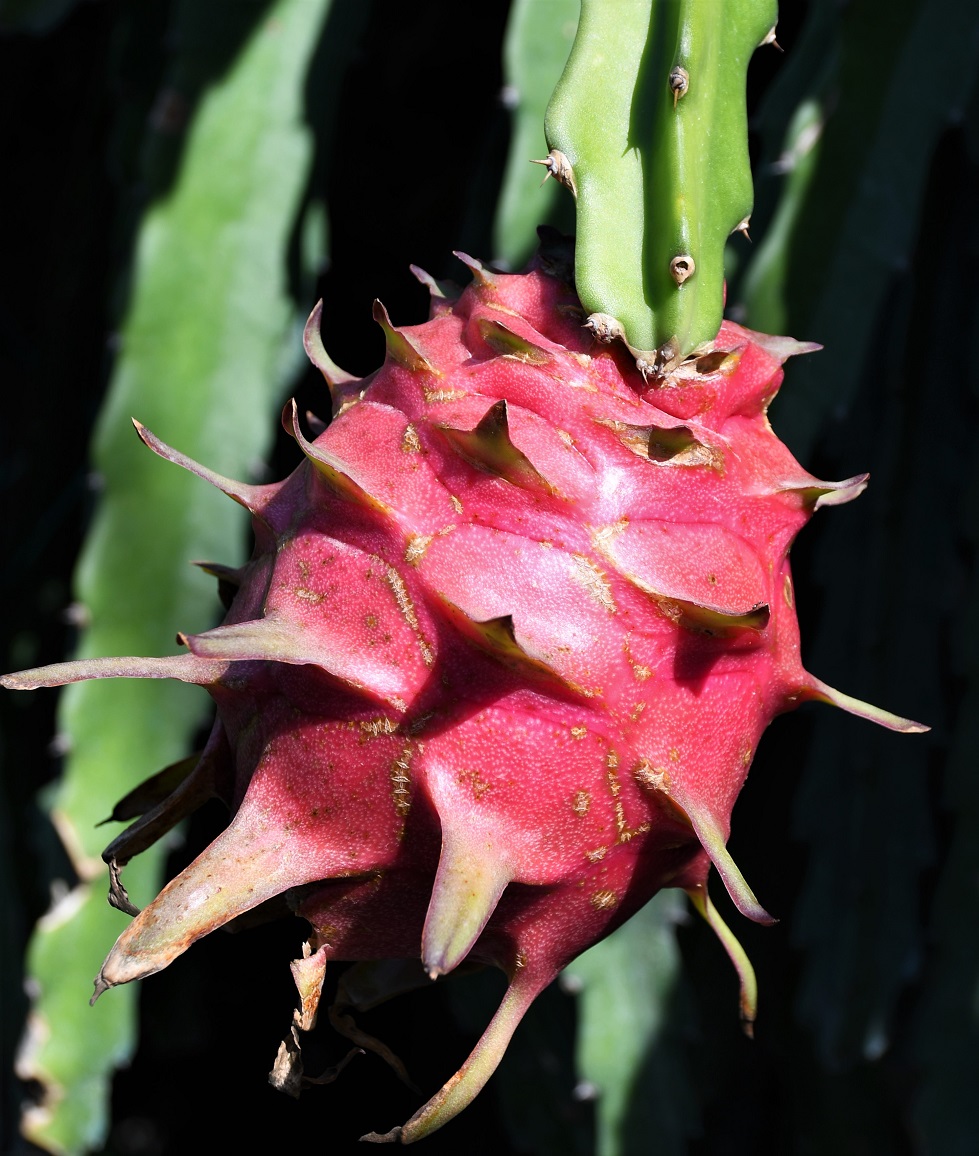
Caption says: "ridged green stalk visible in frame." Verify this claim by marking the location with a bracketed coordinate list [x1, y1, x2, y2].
[545, 0, 777, 368]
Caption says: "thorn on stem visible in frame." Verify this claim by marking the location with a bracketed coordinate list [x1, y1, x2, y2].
[760, 25, 783, 51]
[530, 150, 577, 198]
[669, 66, 689, 109]
[669, 255, 696, 286]
[582, 313, 625, 345]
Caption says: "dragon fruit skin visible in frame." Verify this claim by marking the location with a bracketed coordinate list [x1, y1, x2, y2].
[2, 248, 924, 1143]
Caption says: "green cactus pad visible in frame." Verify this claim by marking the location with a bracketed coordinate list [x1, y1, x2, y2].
[545, 0, 777, 366]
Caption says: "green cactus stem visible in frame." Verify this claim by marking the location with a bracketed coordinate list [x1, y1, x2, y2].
[545, 0, 777, 369]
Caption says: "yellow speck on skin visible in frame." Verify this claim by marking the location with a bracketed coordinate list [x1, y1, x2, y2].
[607, 766, 630, 838]
[294, 587, 323, 604]
[360, 717, 398, 739]
[389, 745, 413, 817]
[585, 846, 608, 863]
[384, 566, 419, 629]
[571, 725, 588, 740]
[658, 599, 682, 623]
[383, 564, 435, 667]
[619, 821, 650, 842]
[783, 573, 794, 607]
[591, 520, 628, 555]
[458, 768, 492, 800]
[634, 758, 670, 792]
[401, 424, 422, 453]
[405, 535, 432, 565]
[605, 760, 646, 842]
[423, 386, 468, 404]
[572, 790, 591, 816]
[570, 554, 616, 613]
[590, 889, 617, 911]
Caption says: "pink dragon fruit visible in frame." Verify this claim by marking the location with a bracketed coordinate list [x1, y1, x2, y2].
[2, 246, 924, 1142]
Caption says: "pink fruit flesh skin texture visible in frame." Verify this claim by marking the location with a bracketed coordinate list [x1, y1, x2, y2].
[2, 247, 926, 1144]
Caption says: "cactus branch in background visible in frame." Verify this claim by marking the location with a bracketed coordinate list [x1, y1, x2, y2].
[545, 0, 778, 369]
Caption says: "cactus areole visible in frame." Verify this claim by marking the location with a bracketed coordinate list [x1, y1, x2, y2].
[4, 2, 927, 1146]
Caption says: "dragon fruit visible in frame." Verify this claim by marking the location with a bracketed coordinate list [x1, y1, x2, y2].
[2, 238, 924, 1143]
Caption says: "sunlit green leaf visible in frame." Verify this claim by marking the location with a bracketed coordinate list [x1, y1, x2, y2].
[18, 2, 333, 1150]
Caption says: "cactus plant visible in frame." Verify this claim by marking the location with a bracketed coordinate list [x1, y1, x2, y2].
[4, 1, 973, 1154]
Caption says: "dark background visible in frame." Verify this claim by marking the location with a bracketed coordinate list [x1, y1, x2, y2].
[3, 2, 977, 1154]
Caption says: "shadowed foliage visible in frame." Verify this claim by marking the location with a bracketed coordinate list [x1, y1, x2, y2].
[2, 1, 976, 1153]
